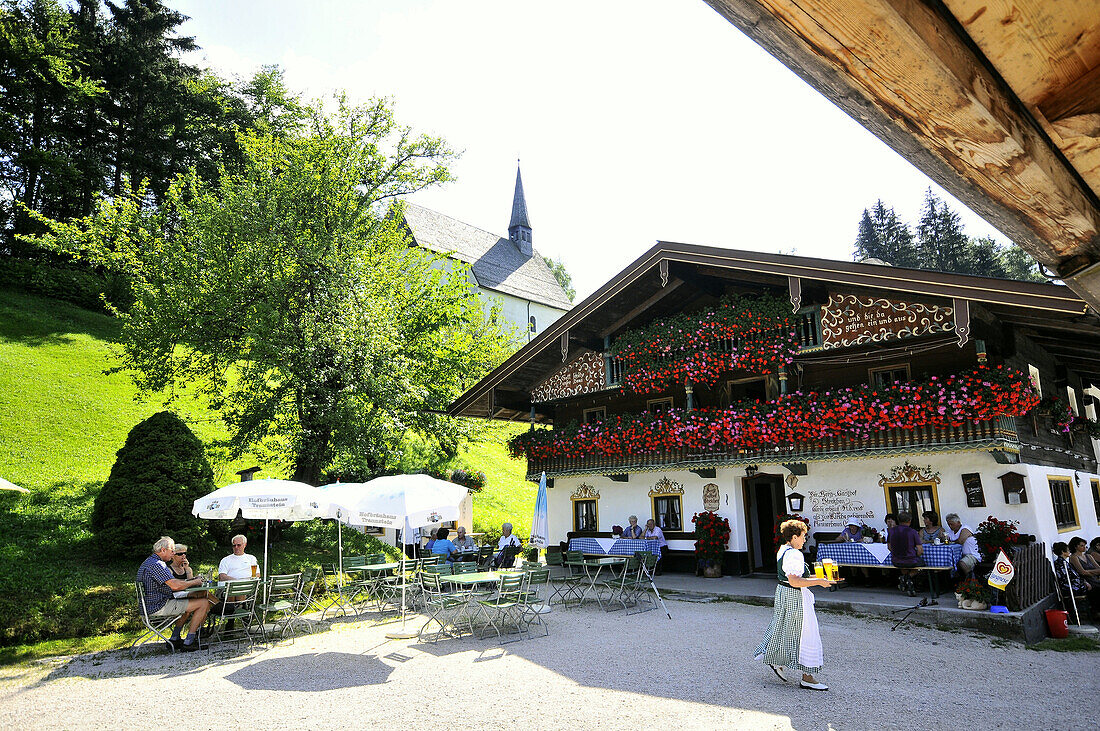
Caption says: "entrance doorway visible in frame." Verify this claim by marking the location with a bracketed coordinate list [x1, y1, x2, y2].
[743, 474, 784, 573]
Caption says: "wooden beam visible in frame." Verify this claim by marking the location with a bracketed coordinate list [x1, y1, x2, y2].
[599, 277, 685, 338]
[703, 0, 1100, 307]
[1040, 65, 1100, 124]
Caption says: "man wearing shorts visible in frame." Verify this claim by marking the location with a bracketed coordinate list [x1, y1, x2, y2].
[137, 536, 212, 650]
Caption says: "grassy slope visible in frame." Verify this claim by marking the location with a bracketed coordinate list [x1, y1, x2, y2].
[0, 288, 534, 649]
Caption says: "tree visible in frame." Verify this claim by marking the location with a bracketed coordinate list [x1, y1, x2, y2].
[542, 254, 576, 301]
[91, 411, 215, 560]
[853, 200, 917, 268]
[0, 0, 102, 249]
[966, 236, 1008, 279]
[34, 97, 511, 484]
[1000, 244, 1043, 282]
[917, 189, 968, 273]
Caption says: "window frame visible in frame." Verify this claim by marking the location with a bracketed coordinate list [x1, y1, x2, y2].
[647, 397, 674, 412]
[652, 494, 683, 532]
[583, 407, 606, 424]
[868, 363, 911, 388]
[1048, 475, 1080, 532]
[572, 499, 598, 532]
[881, 480, 940, 519]
[1091, 479, 1100, 526]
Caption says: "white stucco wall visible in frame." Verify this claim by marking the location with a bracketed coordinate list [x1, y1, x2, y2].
[547, 452, 1100, 559]
[478, 289, 568, 342]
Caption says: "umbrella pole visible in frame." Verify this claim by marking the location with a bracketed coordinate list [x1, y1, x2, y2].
[264, 518, 269, 583]
[386, 523, 416, 640]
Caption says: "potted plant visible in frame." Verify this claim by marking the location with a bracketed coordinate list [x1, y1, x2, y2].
[974, 515, 1021, 561]
[692, 511, 731, 578]
[859, 523, 880, 543]
[773, 513, 811, 547]
[955, 576, 989, 610]
[611, 524, 624, 539]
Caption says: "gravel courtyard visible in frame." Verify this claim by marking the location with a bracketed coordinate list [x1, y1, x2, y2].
[0, 598, 1095, 730]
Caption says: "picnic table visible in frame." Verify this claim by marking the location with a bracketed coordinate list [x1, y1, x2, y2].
[815, 542, 962, 600]
[568, 537, 661, 560]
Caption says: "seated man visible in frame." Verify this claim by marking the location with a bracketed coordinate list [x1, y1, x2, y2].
[453, 526, 475, 552]
[136, 536, 211, 650]
[642, 519, 668, 574]
[492, 522, 522, 568]
[217, 534, 258, 581]
[622, 515, 643, 539]
[888, 512, 923, 596]
[430, 527, 459, 563]
[943, 513, 981, 577]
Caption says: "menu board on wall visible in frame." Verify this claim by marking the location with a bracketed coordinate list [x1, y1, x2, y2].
[961, 473, 986, 508]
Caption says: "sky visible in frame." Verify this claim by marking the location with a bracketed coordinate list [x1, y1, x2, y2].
[173, 0, 1013, 301]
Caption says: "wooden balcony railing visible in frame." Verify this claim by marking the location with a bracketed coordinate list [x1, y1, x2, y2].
[525, 416, 1020, 479]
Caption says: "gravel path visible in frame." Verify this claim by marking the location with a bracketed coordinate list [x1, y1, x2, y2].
[0, 598, 1095, 730]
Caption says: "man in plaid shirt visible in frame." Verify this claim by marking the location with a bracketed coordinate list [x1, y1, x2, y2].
[137, 536, 212, 650]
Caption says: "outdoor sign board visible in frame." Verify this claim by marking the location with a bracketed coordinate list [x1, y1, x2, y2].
[531, 350, 605, 403]
[961, 473, 986, 508]
[820, 293, 953, 349]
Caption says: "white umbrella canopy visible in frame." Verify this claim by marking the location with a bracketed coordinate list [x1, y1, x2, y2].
[324, 474, 467, 529]
[192, 478, 330, 581]
[0, 477, 29, 493]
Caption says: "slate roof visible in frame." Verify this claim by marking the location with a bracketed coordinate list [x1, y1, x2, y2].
[400, 202, 573, 310]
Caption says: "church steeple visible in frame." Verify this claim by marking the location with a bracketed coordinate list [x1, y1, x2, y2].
[508, 162, 533, 256]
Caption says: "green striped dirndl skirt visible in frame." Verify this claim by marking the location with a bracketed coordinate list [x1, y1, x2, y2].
[752, 583, 823, 674]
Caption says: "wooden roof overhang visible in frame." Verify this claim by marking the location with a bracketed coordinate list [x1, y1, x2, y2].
[702, 0, 1100, 311]
[448, 243, 1099, 420]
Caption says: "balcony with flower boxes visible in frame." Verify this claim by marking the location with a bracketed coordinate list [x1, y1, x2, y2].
[522, 415, 1021, 479]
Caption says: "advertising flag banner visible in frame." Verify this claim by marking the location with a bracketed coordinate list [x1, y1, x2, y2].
[987, 550, 1015, 589]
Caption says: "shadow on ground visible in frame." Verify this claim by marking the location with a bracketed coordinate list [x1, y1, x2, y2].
[224, 651, 393, 691]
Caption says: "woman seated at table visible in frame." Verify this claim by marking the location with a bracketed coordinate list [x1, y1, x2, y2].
[431, 527, 459, 563]
[833, 519, 862, 542]
[622, 515, 643, 539]
[169, 545, 214, 602]
[919, 511, 946, 544]
[1068, 536, 1100, 590]
[425, 528, 438, 554]
[1089, 537, 1100, 569]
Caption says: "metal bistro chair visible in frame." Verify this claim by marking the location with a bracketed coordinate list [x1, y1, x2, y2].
[211, 578, 261, 651]
[452, 561, 479, 575]
[476, 545, 494, 570]
[132, 583, 184, 658]
[553, 550, 587, 608]
[476, 573, 527, 642]
[420, 554, 440, 567]
[519, 567, 552, 638]
[257, 573, 301, 642]
[418, 572, 470, 641]
[286, 568, 323, 634]
[629, 552, 659, 614]
[320, 562, 355, 619]
[597, 556, 639, 612]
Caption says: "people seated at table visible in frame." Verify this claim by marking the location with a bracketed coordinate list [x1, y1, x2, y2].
[642, 519, 667, 575]
[136, 536, 211, 651]
[493, 522, 522, 568]
[402, 519, 421, 559]
[425, 528, 439, 554]
[1053, 542, 1100, 620]
[217, 534, 258, 581]
[453, 526, 475, 551]
[622, 515, 643, 539]
[431, 527, 459, 563]
[888, 513, 923, 596]
[169, 544, 193, 581]
[943, 513, 980, 577]
[1089, 537, 1100, 569]
[919, 511, 946, 544]
[878, 513, 897, 544]
[834, 519, 862, 542]
[1068, 536, 1100, 590]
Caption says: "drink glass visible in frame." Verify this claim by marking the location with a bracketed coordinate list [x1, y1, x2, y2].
[251, 564, 258, 578]
[814, 562, 825, 579]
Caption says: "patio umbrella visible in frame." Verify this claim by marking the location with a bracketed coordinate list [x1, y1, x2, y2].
[324, 474, 469, 636]
[529, 472, 548, 550]
[192, 478, 329, 581]
[0, 477, 29, 493]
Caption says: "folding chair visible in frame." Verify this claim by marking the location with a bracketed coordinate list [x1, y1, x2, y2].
[418, 572, 470, 641]
[452, 561, 478, 574]
[476, 573, 526, 642]
[132, 583, 183, 658]
[519, 567, 551, 638]
[420, 554, 440, 567]
[320, 562, 355, 619]
[286, 568, 322, 634]
[257, 573, 301, 642]
[549, 550, 585, 608]
[211, 579, 261, 651]
[629, 552, 659, 614]
[597, 557, 638, 612]
[476, 545, 493, 570]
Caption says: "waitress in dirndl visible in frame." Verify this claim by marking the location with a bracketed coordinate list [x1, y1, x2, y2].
[753, 519, 835, 691]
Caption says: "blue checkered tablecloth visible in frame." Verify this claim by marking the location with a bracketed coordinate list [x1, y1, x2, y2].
[816, 542, 962, 569]
[568, 537, 662, 560]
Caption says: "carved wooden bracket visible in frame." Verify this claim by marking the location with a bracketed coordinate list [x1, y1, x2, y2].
[788, 275, 802, 312]
[659, 259, 669, 287]
[953, 297, 970, 347]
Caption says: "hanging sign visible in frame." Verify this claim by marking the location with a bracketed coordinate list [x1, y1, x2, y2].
[961, 473, 986, 508]
[702, 483, 720, 512]
[532, 351, 605, 403]
[820, 293, 953, 349]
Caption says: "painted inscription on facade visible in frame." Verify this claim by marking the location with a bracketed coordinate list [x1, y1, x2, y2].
[820, 293, 953, 349]
[531, 350, 605, 403]
[805, 488, 874, 528]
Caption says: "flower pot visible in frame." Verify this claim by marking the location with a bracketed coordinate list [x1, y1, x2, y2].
[703, 564, 722, 578]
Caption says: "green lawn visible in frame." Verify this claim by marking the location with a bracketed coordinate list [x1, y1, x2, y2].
[0, 288, 534, 652]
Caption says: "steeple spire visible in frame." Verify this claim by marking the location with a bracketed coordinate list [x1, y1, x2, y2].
[508, 160, 532, 255]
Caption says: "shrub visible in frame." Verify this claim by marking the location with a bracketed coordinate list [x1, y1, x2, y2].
[91, 411, 215, 560]
[693, 511, 731, 565]
[0, 256, 131, 313]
